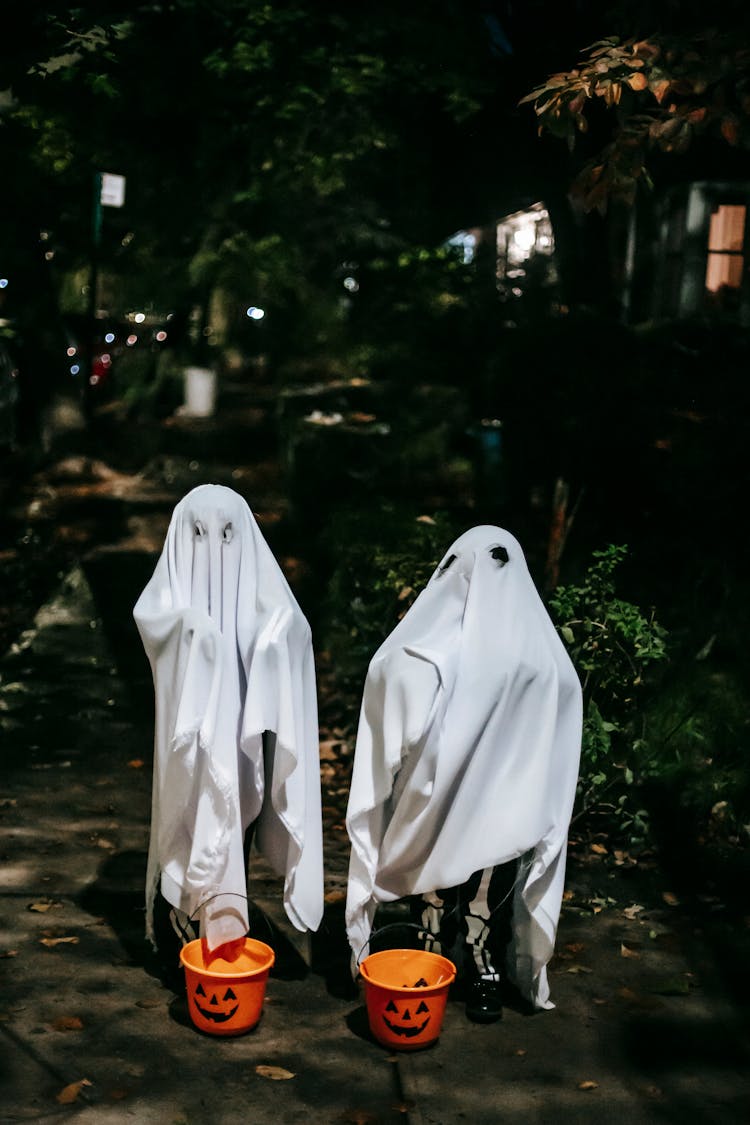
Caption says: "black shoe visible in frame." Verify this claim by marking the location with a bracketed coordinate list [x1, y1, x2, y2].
[465, 976, 503, 1023]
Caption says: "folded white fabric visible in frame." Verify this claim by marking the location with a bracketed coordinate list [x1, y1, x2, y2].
[346, 525, 582, 1008]
[134, 484, 323, 951]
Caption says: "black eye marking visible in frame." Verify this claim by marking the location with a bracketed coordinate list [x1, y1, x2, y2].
[222, 521, 233, 543]
[223, 987, 237, 1001]
[490, 545, 509, 566]
[385, 1000, 398, 1013]
[416, 1000, 429, 1014]
[195, 982, 207, 997]
[439, 553, 457, 573]
[194, 520, 206, 538]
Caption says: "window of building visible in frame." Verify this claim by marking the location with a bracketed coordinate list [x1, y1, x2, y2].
[705, 203, 746, 293]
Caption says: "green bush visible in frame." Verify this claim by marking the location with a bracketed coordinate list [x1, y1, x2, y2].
[322, 506, 457, 693]
[548, 545, 669, 842]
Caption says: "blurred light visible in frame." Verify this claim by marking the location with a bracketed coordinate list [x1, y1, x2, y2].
[513, 226, 536, 252]
[126, 334, 138, 346]
[100, 353, 111, 366]
[155, 330, 168, 342]
[246, 306, 265, 320]
[89, 373, 100, 386]
[0, 279, 8, 289]
[67, 346, 77, 357]
[70, 364, 80, 375]
[343, 276, 359, 292]
[44, 251, 55, 261]
[104, 332, 115, 344]
[134, 312, 146, 324]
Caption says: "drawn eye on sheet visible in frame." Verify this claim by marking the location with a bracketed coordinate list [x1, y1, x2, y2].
[489, 545, 509, 566]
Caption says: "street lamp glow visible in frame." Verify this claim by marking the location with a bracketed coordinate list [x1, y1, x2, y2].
[246, 306, 265, 320]
[134, 312, 146, 324]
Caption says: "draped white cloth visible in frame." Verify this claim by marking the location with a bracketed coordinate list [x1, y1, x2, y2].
[345, 525, 582, 1009]
[134, 484, 323, 951]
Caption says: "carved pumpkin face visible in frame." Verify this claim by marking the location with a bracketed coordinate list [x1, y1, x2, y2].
[382, 997, 431, 1039]
[194, 981, 240, 1025]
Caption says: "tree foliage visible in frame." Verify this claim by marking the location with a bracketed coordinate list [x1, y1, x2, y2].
[521, 27, 750, 211]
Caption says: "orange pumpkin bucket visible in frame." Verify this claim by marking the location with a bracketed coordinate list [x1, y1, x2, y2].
[180, 937, 275, 1037]
[359, 948, 456, 1050]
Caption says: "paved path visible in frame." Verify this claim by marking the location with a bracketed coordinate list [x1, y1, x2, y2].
[2, 389, 750, 1122]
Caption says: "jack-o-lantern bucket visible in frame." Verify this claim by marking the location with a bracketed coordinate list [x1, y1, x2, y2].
[180, 937, 275, 1037]
[359, 948, 456, 1051]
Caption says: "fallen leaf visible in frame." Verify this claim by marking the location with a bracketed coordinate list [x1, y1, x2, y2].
[623, 904, 645, 920]
[55, 1078, 92, 1105]
[563, 890, 574, 901]
[578, 1080, 599, 1091]
[28, 901, 58, 913]
[514, 1048, 527, 1056]
[40, 936, 79, 947]
[391, 1099, 415, 1114]
[52, 1016, 84, 1031]
[255, 1065, 295, 1081]
[127, 759, 144, 769]
[0, 950, 18, 959]
[661, 891, 680, 907]
[564, 942, 585, 955]
[96, 838, 115, 850]
[135, 998, 163, 1009]
[566, 964, 593, 974]
[590, 843, 608, 855]
[324, 890, 346, 905]
[620, 943, 641, 959]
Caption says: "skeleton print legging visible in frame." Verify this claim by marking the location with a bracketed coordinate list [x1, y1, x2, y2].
[411, 861, 518, 981]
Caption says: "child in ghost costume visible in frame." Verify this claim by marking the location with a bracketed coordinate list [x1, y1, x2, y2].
[345, 526, 582, 1019]
[134, 484, 324, 958]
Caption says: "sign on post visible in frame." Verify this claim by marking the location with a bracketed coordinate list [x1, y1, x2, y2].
[100, 172, 126, 208]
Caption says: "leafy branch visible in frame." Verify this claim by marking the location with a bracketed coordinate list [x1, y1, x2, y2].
[520, 30, 750, 211]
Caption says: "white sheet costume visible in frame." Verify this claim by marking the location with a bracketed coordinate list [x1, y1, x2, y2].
[345, 526, 582, 1009]
[134, 484, 323, 952]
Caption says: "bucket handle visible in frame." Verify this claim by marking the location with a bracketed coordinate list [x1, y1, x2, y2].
[186, 892, 274, 944]
[356, 921, 439, 967]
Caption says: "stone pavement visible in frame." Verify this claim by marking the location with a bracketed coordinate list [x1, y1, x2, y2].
[2, 393, 750, 1122]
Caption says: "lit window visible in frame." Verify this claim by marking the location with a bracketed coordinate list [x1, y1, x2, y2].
[705, 204, 746, 293]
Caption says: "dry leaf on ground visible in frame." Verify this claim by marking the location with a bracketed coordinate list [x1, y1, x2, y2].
[40, 936, 79, 947]
[55, 1078, 92, 1105]
[255, 1065, 295, 1081]
[662, 891, 680, 906]
[578, 1080, 599, 1091]
[623, 904, 645, 920]
[52, 1016, 84, 1031]
[620, 943, 641, 959]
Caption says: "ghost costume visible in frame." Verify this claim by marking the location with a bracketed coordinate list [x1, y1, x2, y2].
[345, 526, 582, 1009]
[134, 484, 323, 952]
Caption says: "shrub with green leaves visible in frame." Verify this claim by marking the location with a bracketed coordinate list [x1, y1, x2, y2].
[321, 506, 457, 693]
[548, 544, 669, 842]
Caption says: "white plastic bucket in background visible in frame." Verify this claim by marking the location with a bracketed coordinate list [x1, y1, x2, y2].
[184, 366, 217, 417]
